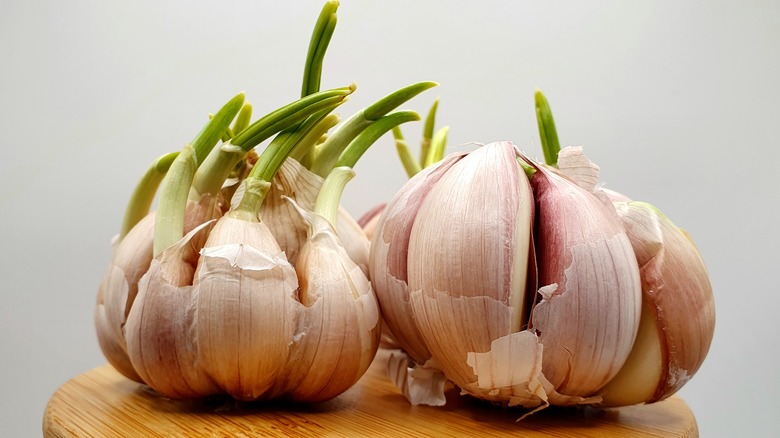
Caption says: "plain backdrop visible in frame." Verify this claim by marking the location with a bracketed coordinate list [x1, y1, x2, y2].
[1, 0, 778, 436]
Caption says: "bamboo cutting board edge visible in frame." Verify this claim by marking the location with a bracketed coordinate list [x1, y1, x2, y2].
[43, 349, 698, 437]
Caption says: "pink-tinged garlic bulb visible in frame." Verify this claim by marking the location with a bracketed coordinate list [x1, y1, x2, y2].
[371, 141, 649, 410]
[598, 201, 715, 406]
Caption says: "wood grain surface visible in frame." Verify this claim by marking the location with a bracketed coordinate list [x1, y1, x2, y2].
[43, 349, 698, 437]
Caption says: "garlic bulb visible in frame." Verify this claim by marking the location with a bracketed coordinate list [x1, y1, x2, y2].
[122, 127, 383, 401]
[95, 1, 446, 403]
[370, 90, 715, 411]
[370, 140, 714, 410]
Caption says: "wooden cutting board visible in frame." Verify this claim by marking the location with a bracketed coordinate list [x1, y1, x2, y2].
[43, 349, 698, 437]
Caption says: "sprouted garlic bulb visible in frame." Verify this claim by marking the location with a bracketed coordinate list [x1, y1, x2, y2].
[368, 90, 715, 413]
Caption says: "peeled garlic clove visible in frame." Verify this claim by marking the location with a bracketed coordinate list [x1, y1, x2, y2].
[261, 158, 369, 272]
[406, 142, 535, 399]
[526, 158, 642, 397]
[193, 214, 301, 401]
[599, 202, 715, 406]
[94, 194, 220, 383]
[124, 221, 219, 398]
[278, 202, 380, 402]
[369, 152, 467, 364]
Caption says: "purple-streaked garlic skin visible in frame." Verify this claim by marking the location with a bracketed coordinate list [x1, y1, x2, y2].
[369, 152, 468, 364]
[527, 161, 642, 397]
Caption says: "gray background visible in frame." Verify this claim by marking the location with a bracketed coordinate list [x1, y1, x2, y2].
[2, 0, 778, 436]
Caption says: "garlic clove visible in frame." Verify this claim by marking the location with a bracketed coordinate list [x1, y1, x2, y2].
[260, 158, 370, 273]
[369, 152, 467, 364]
[406, 142, 535, 397]
[525, 157, 643, 397]
[95, 194, 221, 383]
[193, 215, 301, 401]
[124, 221, 220, 398]
[277, 200, 381, 402]
[599, 201, 715, 406]
[94, 212, 155, 383]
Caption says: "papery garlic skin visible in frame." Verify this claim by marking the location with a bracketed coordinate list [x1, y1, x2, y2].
[599, 202, 715, 406]
[95, 195, 221, 383]
[276, 205, 381, 402]
[406, 143, 537, 401]
[261, 158, 370, 273]
[369, 152, 467, 364]
[124, 222, 220, 398]
[194, 215, 301, 401]
[527, 161, 642, 397]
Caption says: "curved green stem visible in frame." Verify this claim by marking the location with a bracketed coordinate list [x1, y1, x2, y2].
[119, 151, 179, 239]
[153, 144, 198, 257]
[535, 88, 561, 166]
[336, 110, 420, 169]
[310, 81, 437, 177]
[231, 85, 354, 150]
[424, 125, 449, 168]
[314, 166, 355, 227]
[302, 0, 339, 97]
[191, 92, 245, 165]
[419, 97, 439, 166]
